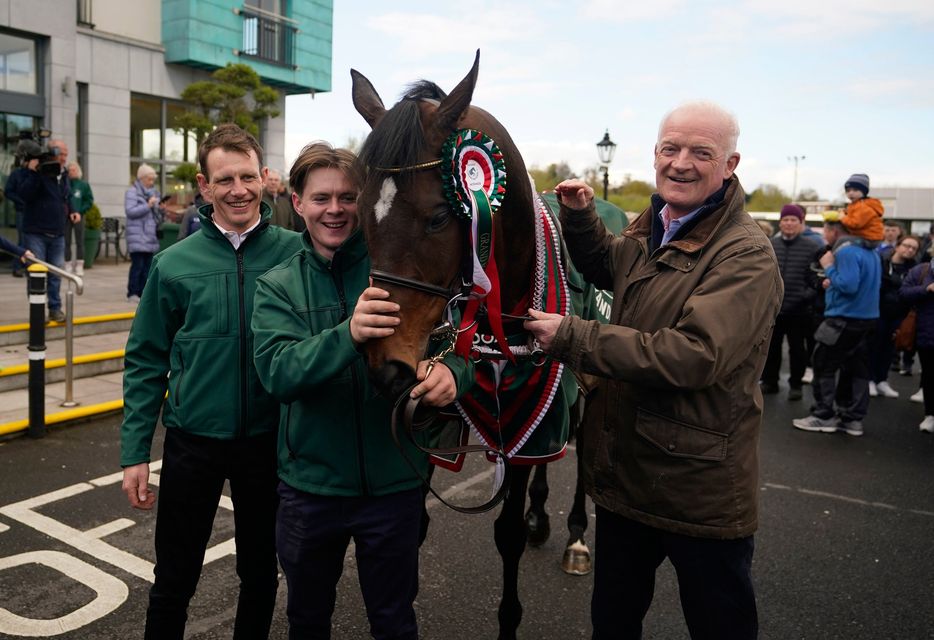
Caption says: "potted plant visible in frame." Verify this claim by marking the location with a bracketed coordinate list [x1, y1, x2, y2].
[83, 203, 103, 269]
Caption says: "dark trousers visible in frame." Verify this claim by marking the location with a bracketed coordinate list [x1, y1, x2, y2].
[811, 318, 875, 421]
[276, 483, 423, 640]
[869, 314, 903, 383]
[128, 251, 153, 297]
[12, 209, 24, 274]
[918, 348, 934, 415]
[145, 429, 279, 640]
[761, 313, 811, 388]
[591, 507, 757, 640]
[64, 216, 84, 260]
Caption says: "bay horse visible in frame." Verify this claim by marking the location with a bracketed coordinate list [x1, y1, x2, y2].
[351, 51, 591, 639]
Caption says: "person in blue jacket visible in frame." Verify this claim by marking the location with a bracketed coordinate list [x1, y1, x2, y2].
[123, 164, 165, 302]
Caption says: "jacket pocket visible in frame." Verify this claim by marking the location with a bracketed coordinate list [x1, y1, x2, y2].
[634, 408, 728, 461]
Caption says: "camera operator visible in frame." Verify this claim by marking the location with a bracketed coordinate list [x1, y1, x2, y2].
[6, 136, 73, 323]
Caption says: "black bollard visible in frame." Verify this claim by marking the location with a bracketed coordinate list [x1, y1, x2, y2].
[27, 264, 47, 438]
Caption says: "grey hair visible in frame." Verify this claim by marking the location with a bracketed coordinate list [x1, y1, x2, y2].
[67, 162, 83, 179]
[137, 163, 157, 180]
[658, 101, 740, 156]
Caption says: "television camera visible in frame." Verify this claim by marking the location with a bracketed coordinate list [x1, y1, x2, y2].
[15, 129, 63, 177]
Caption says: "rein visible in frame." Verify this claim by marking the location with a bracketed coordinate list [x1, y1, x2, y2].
[391, 385, 510, 514]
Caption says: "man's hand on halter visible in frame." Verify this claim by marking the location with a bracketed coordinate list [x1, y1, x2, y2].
[410, 361, 456, 406]
[554, 179, 594, 210]
[350, 287, 401, 345]
[524, 308, 564, 353]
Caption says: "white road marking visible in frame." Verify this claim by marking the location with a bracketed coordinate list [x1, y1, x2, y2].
[0, 550, 128, 637]
[763, 482, 932, 516]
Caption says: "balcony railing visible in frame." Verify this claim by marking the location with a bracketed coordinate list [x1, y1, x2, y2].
[239, 6, 297, 68]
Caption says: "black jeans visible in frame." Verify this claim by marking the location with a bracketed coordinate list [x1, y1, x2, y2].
[761, 313, 811, 388]
[276, 483, 423, 640]
[145, 429, 279, 640]
[591, 506, 757, 640]
[811, 318, 875, 421]
[128, 251, 153, 297]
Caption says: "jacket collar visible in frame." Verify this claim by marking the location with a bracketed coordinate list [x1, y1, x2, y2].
[196, 200, 272, 241]
[624, 176, 745, 255]
[302, 226, 368, 270]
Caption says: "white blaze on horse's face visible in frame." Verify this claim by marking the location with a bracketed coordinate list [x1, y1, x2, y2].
[374, 177, 397, 224]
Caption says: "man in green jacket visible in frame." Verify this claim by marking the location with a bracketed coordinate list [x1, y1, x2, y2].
[120, 124, 302, 639]
[252, 142, 474, 639]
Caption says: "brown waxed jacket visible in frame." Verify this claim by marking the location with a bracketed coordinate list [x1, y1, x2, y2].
[550, 176, 783, 539]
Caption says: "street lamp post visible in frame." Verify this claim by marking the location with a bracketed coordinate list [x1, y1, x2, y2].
[596, 130, 617, 201]
[788, 155, 806, 200]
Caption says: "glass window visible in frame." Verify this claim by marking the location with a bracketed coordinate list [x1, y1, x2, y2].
[130, 94, 200, 210]
[130, 95, 162, 161]
[165, 102, 197, 163]
[0, 33, 37, 95]
[247, 0, 282, 15]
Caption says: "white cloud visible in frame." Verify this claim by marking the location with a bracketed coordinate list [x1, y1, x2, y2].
[581, 0, 689, 22]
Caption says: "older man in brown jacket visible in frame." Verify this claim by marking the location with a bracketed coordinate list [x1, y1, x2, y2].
[526, 102, 782, 640]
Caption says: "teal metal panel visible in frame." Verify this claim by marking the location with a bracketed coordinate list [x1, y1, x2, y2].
[162, 0, 332, 95]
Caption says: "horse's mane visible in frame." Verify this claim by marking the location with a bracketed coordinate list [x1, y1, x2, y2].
[358, 81, 449, 191]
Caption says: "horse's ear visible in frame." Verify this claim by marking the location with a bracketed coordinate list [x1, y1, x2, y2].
[351, 68, 386, 129]
[435, 50, 479, 133]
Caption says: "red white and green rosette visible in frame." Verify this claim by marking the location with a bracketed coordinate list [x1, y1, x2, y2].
[441, 129, 510, 358]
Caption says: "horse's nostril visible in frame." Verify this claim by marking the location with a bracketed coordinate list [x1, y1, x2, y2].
[371, 360, 417, 400]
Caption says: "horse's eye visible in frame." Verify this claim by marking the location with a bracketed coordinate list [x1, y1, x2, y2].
[427, 209, 451, 233]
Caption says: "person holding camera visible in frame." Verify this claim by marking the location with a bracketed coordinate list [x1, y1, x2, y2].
[124, 164, 165, 303]
[5, 138, 72, 322]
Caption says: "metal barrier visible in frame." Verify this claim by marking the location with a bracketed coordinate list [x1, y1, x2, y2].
[22, 257, 84, 436]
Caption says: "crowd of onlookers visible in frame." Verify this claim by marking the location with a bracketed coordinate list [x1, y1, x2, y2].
[759, 173, 934, 436]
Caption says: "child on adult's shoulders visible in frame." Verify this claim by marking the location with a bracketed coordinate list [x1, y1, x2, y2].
[838, 172, 884, 247]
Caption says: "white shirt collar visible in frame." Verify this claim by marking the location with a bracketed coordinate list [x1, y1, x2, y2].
[213, 216, 262, 250]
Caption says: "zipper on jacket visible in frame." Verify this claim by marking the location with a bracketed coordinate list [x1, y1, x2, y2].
[236, 248, 248, 439]
[284, 404, 296, 460]
[330, 258, 370, 494]
[174, 351, 185, 407]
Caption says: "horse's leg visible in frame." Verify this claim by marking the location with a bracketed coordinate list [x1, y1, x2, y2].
[562, 397, 593, 575]
[494, 464, 532, 640]
[561, 447, 592, 575]
[524, 463, 551, 547]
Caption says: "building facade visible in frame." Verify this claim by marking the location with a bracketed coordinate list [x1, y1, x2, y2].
[1, 0, 332, 228]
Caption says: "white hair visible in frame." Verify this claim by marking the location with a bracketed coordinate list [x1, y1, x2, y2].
[67, 162, 83, 179]
[137, 163, 157, 180]
[658, 101, 740, 156]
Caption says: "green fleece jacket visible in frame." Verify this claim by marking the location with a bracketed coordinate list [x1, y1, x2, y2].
[252, 228, 475, 497]
[120, 203, 302, 467]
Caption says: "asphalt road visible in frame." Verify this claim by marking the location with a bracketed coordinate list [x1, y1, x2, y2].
[1, 371, 933, 639]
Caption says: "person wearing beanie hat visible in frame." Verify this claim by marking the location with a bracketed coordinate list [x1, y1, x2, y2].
[760, 203, 821, 400]
[840, 172, 884, 243]
[779, 203, 805, 222]
[844, 173, 870, 197]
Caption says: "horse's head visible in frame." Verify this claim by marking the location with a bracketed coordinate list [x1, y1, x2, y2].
[351, 51, 533, 399]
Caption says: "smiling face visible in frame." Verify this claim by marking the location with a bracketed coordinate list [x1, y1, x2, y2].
[293, 167, 358, 260]
[197, 148, 266, 233]
[654, 106, 740, 218]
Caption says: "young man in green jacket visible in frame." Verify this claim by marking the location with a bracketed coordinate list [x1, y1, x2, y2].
[252, 143, 474, 639]
[120, 124, 302, 639]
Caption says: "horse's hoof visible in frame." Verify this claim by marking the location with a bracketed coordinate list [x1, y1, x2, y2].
[561, 539, 592, 575]
[524, 509, 550, 547]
